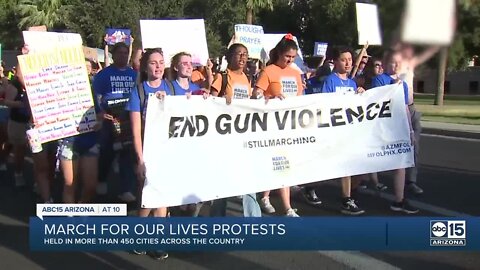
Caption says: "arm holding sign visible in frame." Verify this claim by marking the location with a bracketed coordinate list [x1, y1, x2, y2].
[125, 85, 145, 179]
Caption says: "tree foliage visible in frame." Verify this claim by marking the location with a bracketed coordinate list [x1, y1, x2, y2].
[0, 0, 478, 71]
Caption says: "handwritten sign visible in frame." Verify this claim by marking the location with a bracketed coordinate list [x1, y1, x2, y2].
[17, 46, 96, 143]
[140, 19, 209, 67]
[355, 3, 382, 45]
[23, 31, 82, 53]
[232, 24, 264, 59]
[314, 42, 328, 57]
[401, 0, 455, 45]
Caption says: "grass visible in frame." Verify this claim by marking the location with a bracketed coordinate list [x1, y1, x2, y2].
[414, 94, 480, 125]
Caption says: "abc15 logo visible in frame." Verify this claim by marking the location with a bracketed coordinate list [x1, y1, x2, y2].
[430, 220, 466, 239]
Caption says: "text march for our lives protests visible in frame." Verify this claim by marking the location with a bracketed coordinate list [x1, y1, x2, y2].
[141, 84, 413, 209]
[30, 217, 480, 251]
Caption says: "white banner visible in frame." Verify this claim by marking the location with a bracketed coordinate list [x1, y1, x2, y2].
[23, 31, 83, 53]
[140, 19, 209, 67]
[232, 24, 264, 59]
[142, 84, 414, 208]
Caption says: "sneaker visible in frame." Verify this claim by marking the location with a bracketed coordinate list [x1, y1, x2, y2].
[375, 183, 388, 191]
[259, 197, 276, 214]
[285, 208, 300, 217]
[14, 173, 26, 188]
[0, 163, 7, 171]
[132, 249, 146, 255]
[302, 189, 322, 205]
[118, 192, 136, 203]
[408, 183, 424, 195]
[390, 200, 419, 214]
[341, 198, 365, 215]
[357, 181, 368, 189]
[150, 250, 168, 260]
[96, 182, 107, 195]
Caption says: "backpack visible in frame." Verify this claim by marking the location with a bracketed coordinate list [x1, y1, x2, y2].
[217, 72, 228, 97]
[137, 79, 175, 114]
[137, 79, 175, 139]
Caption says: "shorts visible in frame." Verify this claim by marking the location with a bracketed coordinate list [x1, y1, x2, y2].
[58, 140, 100, 161]
[0, 106, 9, 123]
[7, 120, 28, 145]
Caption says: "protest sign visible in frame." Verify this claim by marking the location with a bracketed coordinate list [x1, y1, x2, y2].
[17, 46, 96, 143]
[261, 34, 305, 73]
[27, 25, 47, 32]
[23, 31, 82, 53]
[140, 19, 209, 66]
[141, 84, 413, 208]
[313, 42, 328, 57]
[355, 3, 382, 45]
[231, 24, 264, 59]
[83, 46, 98, 62]
[105, 28, 131, 45]
[401, 0, 455, 45]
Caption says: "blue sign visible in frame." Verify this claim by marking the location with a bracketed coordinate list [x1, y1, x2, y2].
[29, 217, 480, 251]
[314, 42, 328, 57]
[105, 28, 131, 45]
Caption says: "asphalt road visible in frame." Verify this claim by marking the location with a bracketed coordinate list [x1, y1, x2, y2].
[0, 133, 479, 270]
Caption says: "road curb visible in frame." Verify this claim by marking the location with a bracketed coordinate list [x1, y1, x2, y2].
[421, 128, 480, 139]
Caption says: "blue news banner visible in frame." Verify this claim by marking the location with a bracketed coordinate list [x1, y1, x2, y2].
[30, 217, 480, 251]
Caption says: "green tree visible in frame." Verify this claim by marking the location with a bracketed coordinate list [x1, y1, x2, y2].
[16, 0, 67, 30]
[246, 0, 273, 24]
[0, 0, 23, 49]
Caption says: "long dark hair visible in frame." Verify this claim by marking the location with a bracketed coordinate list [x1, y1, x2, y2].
[226, 43, 248, 66]
[139, 48, 164, 82]
[268, 34, 298, 66]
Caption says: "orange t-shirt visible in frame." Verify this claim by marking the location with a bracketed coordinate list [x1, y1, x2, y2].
[255, 64, 304, 97]
[211, 69, 252, 99]
[191, 69, 206, 85]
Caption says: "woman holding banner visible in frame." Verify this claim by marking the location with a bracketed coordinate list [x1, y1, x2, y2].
[254, 34, 303, 217]
[209, 43, 261, 217]
[169, 52, 202, 94]
[126, 48, 190, 260]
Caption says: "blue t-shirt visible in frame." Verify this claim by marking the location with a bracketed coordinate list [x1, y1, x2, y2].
[321, 73, 357, 94]
[305, 76, 326, 95]
[371, 73, 409, 105]
[92, 65, 137, 112]
[125, 80, 173, 119]
[171, 80, 200, 95]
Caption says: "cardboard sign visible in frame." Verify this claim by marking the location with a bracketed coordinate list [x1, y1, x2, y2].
[355, 3, 382, 45]
[27, 25, 47, 32]
[140, 19, 209, 67]
[105, 28, 131, 45]
[232, 24, 264, 59]
[83, 46, 98, 62]
[401, 0, 455, 45]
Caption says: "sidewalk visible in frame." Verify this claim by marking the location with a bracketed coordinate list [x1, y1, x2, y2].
[421, 121, 480, 139]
